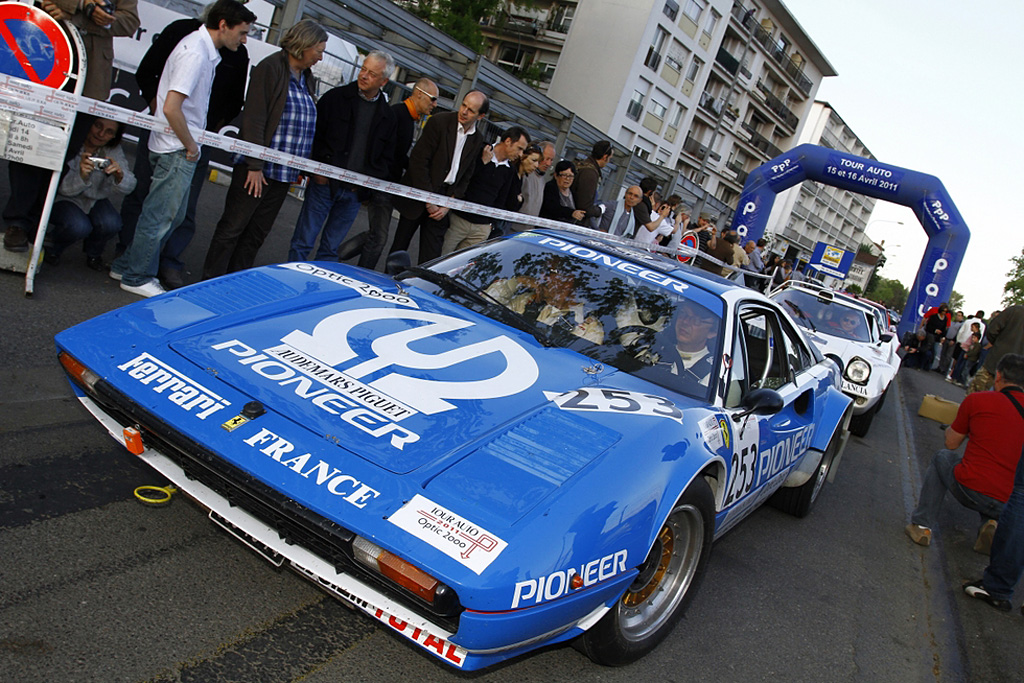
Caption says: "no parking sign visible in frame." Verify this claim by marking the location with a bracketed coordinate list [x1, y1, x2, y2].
[0, 2, 73, 90]
[676, 231, 699, 263]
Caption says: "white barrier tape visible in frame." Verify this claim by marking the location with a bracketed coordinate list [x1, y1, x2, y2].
[1, 74, 753, 276]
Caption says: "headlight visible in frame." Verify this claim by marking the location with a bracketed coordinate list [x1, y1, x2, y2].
[59, 351, 101, 392]
[353, 535, 452, 607]
[845, 357, 871, 384]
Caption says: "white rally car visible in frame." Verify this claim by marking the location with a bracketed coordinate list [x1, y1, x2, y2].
[769, 281, 898, 436]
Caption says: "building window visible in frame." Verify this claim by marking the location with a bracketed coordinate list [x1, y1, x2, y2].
[704, 9, 720, 36]
[645, 26, 668, 71]
[497, 45, 534, 73]
[683, 0, 705, 24]
[685, 56, 704, 83]
[633, 146, 651, 161]
[649, 99, 668, 120]
[549, 4, 575, 33]
[627, 90, 645, 121]
[663, 0, 679, 21]
[670, 103, 686, 128]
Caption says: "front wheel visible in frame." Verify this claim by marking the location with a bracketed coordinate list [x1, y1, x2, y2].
[579, 478, 714, 666]
[770, 423, 841, 517]
[849, 404, 876, 437]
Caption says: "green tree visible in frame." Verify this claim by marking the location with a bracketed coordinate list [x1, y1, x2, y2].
[408, 0, 504, 53]
[867, 276, 908, 312]
[1003, 247, 1024, 306]
[947, 290, 964, 312]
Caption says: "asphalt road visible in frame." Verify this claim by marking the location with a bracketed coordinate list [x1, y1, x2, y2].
[1, 154, 1021, 681]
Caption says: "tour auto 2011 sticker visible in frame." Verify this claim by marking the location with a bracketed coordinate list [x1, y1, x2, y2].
[388, 494, 507, 575]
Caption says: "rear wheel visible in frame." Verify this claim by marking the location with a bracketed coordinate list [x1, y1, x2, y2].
[579, 478, 714, 666]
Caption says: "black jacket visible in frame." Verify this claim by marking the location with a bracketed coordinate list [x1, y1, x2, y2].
[311, 82, 397, 195]
[134, 19, 248, 131]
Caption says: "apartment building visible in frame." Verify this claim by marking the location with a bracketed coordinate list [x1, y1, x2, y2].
[519, 0, 836, 211]
[767, 101, 877, 270]
[479, 1, 578, 93]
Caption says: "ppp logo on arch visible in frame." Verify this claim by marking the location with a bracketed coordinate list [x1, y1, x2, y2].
[280, 308, 540, 415]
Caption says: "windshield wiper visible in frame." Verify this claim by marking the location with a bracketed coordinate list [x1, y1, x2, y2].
[396, 266, 554, 346]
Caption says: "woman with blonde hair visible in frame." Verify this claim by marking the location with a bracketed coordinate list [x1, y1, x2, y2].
[203, 19, 328, 278]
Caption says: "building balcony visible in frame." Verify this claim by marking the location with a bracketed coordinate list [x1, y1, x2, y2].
[741, 122, 783, 158]
[726, 160, 748, 185]
[715, 46, 739, 76]
[683, 134, 721, 161]
[755, 79, 799, 131]
[698, 91, 724, 118]
[730, 2, 813, 96]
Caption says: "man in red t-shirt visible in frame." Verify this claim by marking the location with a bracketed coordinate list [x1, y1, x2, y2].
[906, 354, 1024, 550]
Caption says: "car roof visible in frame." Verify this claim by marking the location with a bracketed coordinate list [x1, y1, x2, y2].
[531, 227, 745, 299]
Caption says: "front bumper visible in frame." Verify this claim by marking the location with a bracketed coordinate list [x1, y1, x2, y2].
[70, 388, 635, 670]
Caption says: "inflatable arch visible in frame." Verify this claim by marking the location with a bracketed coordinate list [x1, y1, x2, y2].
[732, 143, 969, 341]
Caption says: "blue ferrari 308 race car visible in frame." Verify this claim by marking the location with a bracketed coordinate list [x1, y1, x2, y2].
[55, 229, 851, 670]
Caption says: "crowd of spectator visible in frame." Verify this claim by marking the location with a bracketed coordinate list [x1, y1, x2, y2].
[4, 0, 1024, 620]
[2, 1, 812, 299]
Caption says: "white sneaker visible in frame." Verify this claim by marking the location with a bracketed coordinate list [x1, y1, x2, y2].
[109, 269, 122, 281]
[120, 279, 166, 298]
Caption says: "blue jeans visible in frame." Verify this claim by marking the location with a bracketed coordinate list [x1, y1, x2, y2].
[49, 198, 121, 258]
[289, 180, 361, 261]
[983, 452, 1024, 600]
[911, 449, 1005, 529]
[112, 150, 196, 286]
[119, 130, 210, 273]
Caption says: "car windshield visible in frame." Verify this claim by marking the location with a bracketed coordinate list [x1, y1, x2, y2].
[773, 289, 871, 342]
[402, 235, 725, 401]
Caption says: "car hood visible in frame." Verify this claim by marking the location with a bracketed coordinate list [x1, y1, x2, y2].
[163, 265, 620, 476]
[803, 328, 898, 384]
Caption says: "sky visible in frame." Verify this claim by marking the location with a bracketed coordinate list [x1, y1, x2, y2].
[779, 0, 1023, 316]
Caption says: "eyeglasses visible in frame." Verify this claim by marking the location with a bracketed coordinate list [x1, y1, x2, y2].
[557, 172, 575, 179]
[678, 310, 716, 325]
[415, 86, 438, 102]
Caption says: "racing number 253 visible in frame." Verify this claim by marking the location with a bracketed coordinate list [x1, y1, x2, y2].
[561, 388, 684, 420]
[724, 444, 757, 506]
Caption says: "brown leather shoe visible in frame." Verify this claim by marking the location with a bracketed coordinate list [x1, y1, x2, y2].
[4, 225, 28, 252]
[905, 523, 932, 547]
[974, 520, 997, 555]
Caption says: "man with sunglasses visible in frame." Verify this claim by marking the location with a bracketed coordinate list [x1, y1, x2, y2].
[390, 90, 489, 263]
[361, 77, 438, 270]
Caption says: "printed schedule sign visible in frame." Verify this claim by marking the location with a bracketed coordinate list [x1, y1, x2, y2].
[0, 74, 75, 169]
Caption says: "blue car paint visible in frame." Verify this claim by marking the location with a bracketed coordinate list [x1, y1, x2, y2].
[55, 229, 850, 669]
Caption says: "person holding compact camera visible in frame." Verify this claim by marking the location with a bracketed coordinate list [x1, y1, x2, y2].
[48, 118, 136, 268]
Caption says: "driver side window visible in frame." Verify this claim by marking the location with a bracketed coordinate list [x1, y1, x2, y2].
[737, 308, 789, 392]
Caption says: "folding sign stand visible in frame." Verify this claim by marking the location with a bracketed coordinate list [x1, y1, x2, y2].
[0, 0, 85, 295]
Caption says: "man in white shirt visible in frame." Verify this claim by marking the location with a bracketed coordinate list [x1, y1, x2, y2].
[111, 0, 254, 297]
[634, 194, 682, 247]
[390, 91, 489, 263]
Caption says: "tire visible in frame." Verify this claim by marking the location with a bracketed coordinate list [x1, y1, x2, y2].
[770, 425, 840, 517]
[849, 404, 876, 437]
[875, 385, 889, 409]
[579, 478, 714, 666]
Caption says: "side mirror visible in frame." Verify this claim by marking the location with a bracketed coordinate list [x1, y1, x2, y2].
[385, 250, 412, 276]
[879, 332, 893, 343]
[337, 232, 367, 261]
[732, 387, 784, 421]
